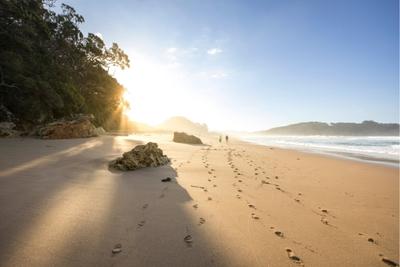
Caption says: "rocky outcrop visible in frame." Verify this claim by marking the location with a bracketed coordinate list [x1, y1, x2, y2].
[109, 142, 170, 171]
[173, 132, 202, 144]
[38, 114, 97, 139]
[93, 127, 106, 136]
[0, 122, 18, 137]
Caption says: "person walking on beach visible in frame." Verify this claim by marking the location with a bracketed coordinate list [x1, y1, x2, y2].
[225, 135, 229, 143]
[219, 136, 222, 143]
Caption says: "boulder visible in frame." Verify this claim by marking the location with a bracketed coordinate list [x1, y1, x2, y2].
[0, 122, 18, 137]
[93, 127, 106, 136]
[173, 132, 202, 144]
[38, 114, 97, 139]
[109, 142, 170, 171]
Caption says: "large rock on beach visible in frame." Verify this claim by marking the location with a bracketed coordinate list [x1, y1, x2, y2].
[93, 126, 106, 136]
[109, 142, 170, 171]
[173, 131, 202, 144]
[38, 114, 97, 139]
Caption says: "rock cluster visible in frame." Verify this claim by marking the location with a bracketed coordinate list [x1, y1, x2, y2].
[0, 122, 18, 137]
[109, 142, 170, 171]
[38, 114, 98, 139]
[173, 132, 202, 144]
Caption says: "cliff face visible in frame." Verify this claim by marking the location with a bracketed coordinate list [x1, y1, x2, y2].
[260, 121, 400, 136]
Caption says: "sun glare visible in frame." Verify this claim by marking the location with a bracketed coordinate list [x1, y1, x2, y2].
[115, 52, 218, 127]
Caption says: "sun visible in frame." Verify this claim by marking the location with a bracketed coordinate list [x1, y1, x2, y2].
[115, 53, 192, 125]
[114, 51, 224, 130]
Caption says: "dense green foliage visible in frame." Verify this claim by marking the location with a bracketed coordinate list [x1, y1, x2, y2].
[0, 0, 130, 128]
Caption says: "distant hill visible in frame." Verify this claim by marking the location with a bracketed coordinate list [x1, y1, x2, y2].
[259, 121, 399, 136]
[158, 116, 208, 135]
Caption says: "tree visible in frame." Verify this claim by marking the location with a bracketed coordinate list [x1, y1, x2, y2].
[0, 0, 130, 129]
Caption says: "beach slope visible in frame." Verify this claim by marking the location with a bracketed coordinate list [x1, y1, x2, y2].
[0, 134, 398, 267]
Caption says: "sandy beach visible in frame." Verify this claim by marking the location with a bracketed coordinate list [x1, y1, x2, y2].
[0, 134, 398, 267]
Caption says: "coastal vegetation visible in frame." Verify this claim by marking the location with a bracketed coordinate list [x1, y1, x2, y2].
[0, 0, 129, 129]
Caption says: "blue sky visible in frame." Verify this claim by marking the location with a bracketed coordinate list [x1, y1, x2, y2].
[58, 0, 398, 131]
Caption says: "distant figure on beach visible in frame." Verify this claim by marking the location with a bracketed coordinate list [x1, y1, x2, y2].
[225, 135, 229, 143]
[219, 136, 222, 143]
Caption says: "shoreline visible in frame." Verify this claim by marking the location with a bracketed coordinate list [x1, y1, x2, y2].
[238, 136, 399, 168]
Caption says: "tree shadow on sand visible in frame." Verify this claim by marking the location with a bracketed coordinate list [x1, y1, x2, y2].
[0, 136, 231, 267]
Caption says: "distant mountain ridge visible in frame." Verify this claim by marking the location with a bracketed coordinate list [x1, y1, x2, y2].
[158, 116, 208, 134]
[259, 121, 399, 136]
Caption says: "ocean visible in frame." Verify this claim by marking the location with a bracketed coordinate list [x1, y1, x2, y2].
[239, 135, 400, 166]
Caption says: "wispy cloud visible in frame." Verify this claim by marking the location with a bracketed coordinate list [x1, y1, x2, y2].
[207, 48, 223, 55]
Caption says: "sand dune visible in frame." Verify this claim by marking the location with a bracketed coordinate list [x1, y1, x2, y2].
[0, 134, 398, 267]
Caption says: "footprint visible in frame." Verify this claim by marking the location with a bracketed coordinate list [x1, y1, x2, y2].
[251, 213, 260, 220]
[285, 248, 303, 265]
[112, 243, 122, 254]
[248, 204, 256, 209]
[237, 189, 242, 192]
[208, 197, 212, 201]
[184, 235, 193, 247]
[321, 217, 329, 225]
[137, 220, 146, 228]
[381, 256, 399, 266]
[193, 204, 198, 209]
[213, 184, 217, 187]
[142, 204, 148, 210]
[238, 180, 242, 182]
[236, 194, 241, 199]
[274, 231, 284, 238]
[198, 217, 206, 225]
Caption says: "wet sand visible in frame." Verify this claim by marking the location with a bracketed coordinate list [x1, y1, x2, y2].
[0, 134, 398, 267]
